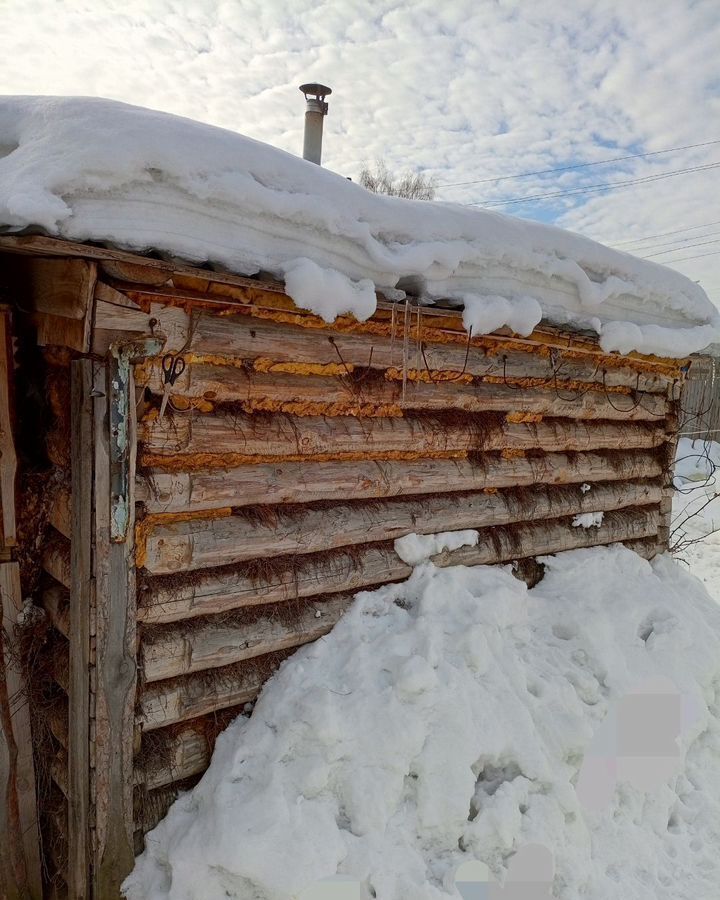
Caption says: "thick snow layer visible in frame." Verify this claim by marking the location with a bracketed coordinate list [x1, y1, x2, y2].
[124, 546, 720, 900]
[1, 96, 718, 357]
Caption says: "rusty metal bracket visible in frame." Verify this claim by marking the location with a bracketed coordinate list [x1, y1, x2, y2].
[108, 338, 163, 542]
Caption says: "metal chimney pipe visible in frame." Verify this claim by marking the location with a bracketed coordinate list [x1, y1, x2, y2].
[299, 83, 332, 165]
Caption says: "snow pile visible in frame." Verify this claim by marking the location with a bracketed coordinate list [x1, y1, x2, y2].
[572, 511, 604, 528]
[124, 546, 720, 900]
[394, 529, 479, 565]
[1, 96, 718, 357]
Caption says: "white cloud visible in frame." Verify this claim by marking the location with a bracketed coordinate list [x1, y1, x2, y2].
[2, 0, 719, 304]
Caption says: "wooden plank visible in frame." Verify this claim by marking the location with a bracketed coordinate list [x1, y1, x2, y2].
[92, 361, 137, 896]
[0, 562, 42, 900]
[141, 478, 663, 575]
[137, 358, 670, 420]
[67, 360, 93, 900]
[140, 411, 668, 467]
[125, 305, 671, 394]
[139, 506, 660, 628]
[0, 310, 17, 547]
[141, 593, 352, 682]
[94, 281, 142, 310]
[139, 450, 663, 514]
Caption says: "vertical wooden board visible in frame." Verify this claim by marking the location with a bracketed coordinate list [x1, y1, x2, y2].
[68, 361, 93, 900]
[0, 309, 17, 547]
[93, 360, 138, 897]
[28, 259, 97, 354]
[0, 561, 42, 899]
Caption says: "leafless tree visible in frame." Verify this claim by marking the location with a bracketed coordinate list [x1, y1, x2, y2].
[358, 159, 437, 201]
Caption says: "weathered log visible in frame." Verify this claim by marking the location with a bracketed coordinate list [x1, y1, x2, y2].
[139, 506, 660, 626]
[141, 593, 352, 682]
[136, 721, 216, 791]
[140, 505, 659, 680]
[141, 478, 662, 574]
[139, 450, 663, 514]
[48, 486, 72, 540]
[42, 532, 71, 590]
[42, 584, 70, 638]
[138, 521, 659, 728]
[137, 358, 669, 420]
[130, 305, 673, 393]
[140, 410, 668, 467]
[138, 653, 286, 730]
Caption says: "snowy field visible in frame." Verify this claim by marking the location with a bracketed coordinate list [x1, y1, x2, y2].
[125, 470, 720, 900]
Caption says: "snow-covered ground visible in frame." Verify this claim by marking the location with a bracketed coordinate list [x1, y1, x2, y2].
[1, 96, 719, 356]
[125, 540, 720, 900]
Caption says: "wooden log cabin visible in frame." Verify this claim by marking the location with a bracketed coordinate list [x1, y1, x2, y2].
[0, 231, 692, 898]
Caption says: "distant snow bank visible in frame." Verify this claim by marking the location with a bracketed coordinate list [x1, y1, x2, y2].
[1, 96, 718, 356]
[124, 545, 720, 900]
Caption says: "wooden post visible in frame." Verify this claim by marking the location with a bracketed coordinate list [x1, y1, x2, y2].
[92, 358, 135, 896]
[68, 360, 94, 900]
[0, 303, 41, 899]
[93, 340, 159, 897]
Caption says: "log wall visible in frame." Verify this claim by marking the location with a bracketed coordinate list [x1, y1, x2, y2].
[0, 236, 686, 897]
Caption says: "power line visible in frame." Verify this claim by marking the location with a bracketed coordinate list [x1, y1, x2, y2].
[611, 220, 720, 247]
[438, 138, 720, 189]
[626, 230, 720, 254]
[464, 161, 720, 207]
[651, 248, 720, 264]
[640, 238, 720, 259]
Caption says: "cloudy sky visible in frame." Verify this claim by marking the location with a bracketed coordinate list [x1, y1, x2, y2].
[3, 0, 719, 304]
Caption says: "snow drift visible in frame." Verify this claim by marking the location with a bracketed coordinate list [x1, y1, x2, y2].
[1, 96, 718, 356]
[124, 545, 720, 900]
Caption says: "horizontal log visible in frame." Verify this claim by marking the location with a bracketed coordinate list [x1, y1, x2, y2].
[48, 487, 71, 539]
[136, 721, 215, 791]
[139, 450, 663, 514]
[139, 506, 660, 627]
[141, 478, 662, 574]
[43, 584, 70, 638]
[137, 358, 669, 421]
[141, 594, 352, 682]
[129, 305, 672, 393]
[139, 519, 659, 727]
[138, 653, 287, 730]
[43, 532, 71, 589]
[140, 410, 668, 467]
[141, 506, 659, 680]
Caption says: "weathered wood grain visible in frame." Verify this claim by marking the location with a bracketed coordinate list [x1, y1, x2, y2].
[133, 306, 672, 393]
[140, 506, 659, 681]
[138, 358, 670, 420]
[141, 593, 351, 682]
[0, 562, 42, 900]
[139, 450, 663, 514]
[92, 362, 136, 898]
[136, 722, 213, 791]
[68, 361, 93, 900]
[0, 310, 18, 547]
[141, 478, 662, 574]
[140, 410, 668, 465]
[42, 531, 71, 590]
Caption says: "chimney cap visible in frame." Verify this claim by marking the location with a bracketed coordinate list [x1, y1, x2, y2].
[299, 83, 332, 101]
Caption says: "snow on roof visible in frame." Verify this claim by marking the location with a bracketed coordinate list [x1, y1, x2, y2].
[1, 95, 718, 357]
